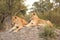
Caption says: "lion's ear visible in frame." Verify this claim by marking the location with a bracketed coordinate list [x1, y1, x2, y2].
[33, 13, 35, 15]
[15, 16, 17, 19]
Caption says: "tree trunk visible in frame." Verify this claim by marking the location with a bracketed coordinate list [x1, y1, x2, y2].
[3, 14, 12, 31]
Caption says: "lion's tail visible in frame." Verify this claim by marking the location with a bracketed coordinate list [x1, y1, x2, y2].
[47, 20, 53, 28]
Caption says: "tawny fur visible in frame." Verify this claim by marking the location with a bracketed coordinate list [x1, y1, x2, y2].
[9, 13, 53, 32]
[26, 13, 53, 27]
[9, 16, 27, 32]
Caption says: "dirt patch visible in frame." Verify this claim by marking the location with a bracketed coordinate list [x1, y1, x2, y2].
[0, 26, 60, 40]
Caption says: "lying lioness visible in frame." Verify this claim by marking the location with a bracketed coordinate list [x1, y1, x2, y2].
[26, 12, 53, 27]
[9, 16, 27, 32]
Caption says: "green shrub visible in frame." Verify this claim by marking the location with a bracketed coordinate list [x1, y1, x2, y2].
[39, 26, 57, 40]
[0, 22, 5, 31]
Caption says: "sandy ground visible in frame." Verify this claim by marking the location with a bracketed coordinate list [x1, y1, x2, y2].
[0, 26, 60, 40]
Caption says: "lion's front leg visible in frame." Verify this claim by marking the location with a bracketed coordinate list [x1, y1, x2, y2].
[8, 24, 18, 32]
[13, 26, 23, 32]
[8, 26, 16, 32]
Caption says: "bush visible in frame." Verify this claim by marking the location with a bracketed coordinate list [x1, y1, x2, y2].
[0, 22, 5, 31]
[39, 26, 57, 40]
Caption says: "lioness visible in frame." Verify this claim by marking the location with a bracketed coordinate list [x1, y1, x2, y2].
[9, 16, 27, 32]
[26, 12, 53, 27]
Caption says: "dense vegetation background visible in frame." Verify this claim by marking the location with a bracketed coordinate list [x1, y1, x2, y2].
[0, 0, 60, 31]
[32, 0, 60, 28]
[0, 0, 27, 31]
